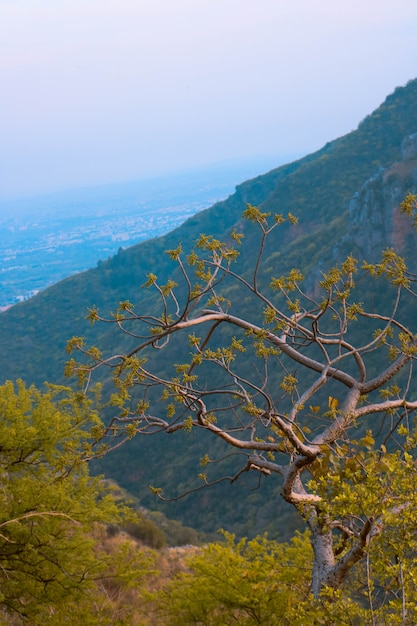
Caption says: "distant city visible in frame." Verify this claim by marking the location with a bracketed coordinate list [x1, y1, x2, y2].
[0, 170, 241, 310]
[0, 202, 204, 310]
[1, 157, 294, 311]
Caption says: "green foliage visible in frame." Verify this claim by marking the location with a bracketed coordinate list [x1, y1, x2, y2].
[363, 247, 410, 288]
[0, 380, 144, 623]
[155, 531, 312, 625]
[400, 192, 417, 229]
[301, 430, 417, 623]
[153, 444, 417, 624]
[31, 532, 156, 626]
[124, 512, 167, 549]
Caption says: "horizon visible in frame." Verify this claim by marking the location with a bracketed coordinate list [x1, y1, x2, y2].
[1, 1, 417, 201]
[0, 151, 299, 206]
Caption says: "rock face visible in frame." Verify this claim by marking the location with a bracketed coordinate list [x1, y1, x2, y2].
[342, 133, 417, 264]
[401, 132, 417, 161]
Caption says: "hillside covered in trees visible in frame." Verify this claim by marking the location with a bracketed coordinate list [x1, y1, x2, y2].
[1, 78, 417, 543]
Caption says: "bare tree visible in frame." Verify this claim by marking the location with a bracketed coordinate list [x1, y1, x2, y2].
[68, 197, 417, 598]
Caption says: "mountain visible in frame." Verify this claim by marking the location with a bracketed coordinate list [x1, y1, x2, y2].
[1, 78, 417, 538]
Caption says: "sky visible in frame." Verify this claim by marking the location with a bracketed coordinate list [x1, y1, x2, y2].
[1, 0, 417, 200]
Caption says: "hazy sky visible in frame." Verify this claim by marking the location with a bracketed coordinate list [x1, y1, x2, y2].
[1, 0, 417, 199]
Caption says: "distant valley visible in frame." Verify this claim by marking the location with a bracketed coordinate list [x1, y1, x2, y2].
[0, 168, 244, 309]
[0, 196, 212, 309]
[0, 158, 292, 309]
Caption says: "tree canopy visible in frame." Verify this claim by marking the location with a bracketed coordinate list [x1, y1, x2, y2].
[155, 531, 312, 625]
[0, 380, 154, 624]
[67, 194, 417, 606]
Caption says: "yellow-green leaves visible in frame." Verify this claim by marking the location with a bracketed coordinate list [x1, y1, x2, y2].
[379, 385, 401, 399]
[328, 395, 339, 411]
[86, 306, 100, 323]
[166, 243, 182, 260]
[346, 301, 364, 320]
[363, 248, 410, 288]
[243, 203, 299, 230]
[182, 415, 194, 431]
[230, 228, 245, 244]
[0, 381, 133, 621]
[243, 202, 271, 223]
[154, 530, 312, 625]
[196, 233, 239, 261]
[144, 272, 158, 287]
[271, 268, 304, 291]
[359, 430, 375, 449]
[400, 192, 417, 229]
[263, 305, 277, 323]
[280, 374, 298, 394]
[66, 336, 85, 353]
[231, 336, 246, 353]
[243, 401, 264, 417]
[341, 254, 358, 276]
[399, 330, 417, 356]
[118, 299, 134, 311]
[200, 454, 210, 467]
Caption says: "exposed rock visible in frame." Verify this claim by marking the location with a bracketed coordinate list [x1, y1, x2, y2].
[341, 136, 417, 264]
[304, 139, 417, 297]
[401, 132, 417, 161]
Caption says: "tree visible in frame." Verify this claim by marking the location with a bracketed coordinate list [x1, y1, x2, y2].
[68, 195, 417, 601]
[154, 531, 312, 625]
[0, 380, 148, 623]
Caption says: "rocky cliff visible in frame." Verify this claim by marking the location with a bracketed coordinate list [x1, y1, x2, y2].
[339, 132, 417, 265]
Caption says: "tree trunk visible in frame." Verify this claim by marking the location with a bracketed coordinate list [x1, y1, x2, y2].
[310, 525, 337, 598]
[309, 517, 372, 598]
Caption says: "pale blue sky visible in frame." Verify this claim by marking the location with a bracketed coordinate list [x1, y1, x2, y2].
[1, 0, 416, 199]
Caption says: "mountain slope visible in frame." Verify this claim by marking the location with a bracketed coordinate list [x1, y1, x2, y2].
[1, 79, 417, 538]
[3, 80, 417, 387]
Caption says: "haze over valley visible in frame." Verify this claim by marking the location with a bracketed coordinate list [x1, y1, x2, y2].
[0, 158, 287, 309]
